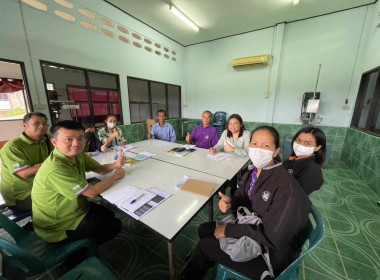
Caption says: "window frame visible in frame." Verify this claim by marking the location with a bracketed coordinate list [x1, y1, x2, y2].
[0, 57, 33, 121]
[40, 60, 122, 126]
[351, 66, 380, 136]
[127, 76, 181, 123]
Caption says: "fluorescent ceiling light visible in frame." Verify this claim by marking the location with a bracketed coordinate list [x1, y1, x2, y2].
[169, 5, 199, 32]
[48, 65, 58, 68]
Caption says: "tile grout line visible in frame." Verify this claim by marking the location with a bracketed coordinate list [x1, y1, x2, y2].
[350, 178, 380, 216]
[335, 183, 380, 263]
[317, 191, 350, 280]
[303, 265, 345, 280]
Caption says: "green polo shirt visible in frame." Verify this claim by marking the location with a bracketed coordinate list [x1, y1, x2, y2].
[31, 149, 102, 243]
[0, 133, 52, 206]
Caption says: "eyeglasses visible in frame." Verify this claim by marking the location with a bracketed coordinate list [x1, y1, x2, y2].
[29, 122, 49, 127]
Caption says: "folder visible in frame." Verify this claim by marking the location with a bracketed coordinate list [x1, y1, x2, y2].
[180, 178, 215, 197]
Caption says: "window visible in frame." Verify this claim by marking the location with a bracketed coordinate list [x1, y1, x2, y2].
[127, 77, 181, 123]
[0, 59, 32, 120]
[40, 61, 121, 126]
[351, 66, 380, 135]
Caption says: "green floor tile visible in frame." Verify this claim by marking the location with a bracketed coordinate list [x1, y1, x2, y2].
[322, 206, 356, 224]
[303, 266, 345, 280]
[123, 251, 171, 280]
[344, 195, 380, 216]
[132, 226, 166, 251]
[316, 233, 338, 254]
[90, 159, 380, 280]
[173, 234, 197, 264]
[105, 240, 153, 277]
[342, 257, 380, 280]
[303, 248, 347, 279]
[334, 236, 379, 269]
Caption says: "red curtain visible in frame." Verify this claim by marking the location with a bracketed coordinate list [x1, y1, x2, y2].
[0, 78, 24, 93]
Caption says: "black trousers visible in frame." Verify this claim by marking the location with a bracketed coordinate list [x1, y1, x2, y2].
[182, 222, 269, 280]
[54, 203, 121, 269]
[8, 195, 32, 213]
[60, 202, 121, 246]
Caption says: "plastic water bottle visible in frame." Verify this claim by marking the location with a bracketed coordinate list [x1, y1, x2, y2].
[114, 145, 119, 160]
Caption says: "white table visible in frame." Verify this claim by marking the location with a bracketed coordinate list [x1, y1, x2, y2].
[87, 151, 227, 279]
[127, 139, 250, 180]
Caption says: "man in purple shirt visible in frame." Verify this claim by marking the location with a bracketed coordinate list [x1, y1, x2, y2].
[186, 111, 219, 149]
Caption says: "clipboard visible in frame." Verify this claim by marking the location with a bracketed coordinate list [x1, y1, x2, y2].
[180, 178, 215, 197]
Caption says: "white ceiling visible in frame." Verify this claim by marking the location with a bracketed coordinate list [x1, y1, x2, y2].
[105, 0, 376, 46]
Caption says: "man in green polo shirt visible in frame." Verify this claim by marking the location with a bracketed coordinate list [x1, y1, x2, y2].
[32, 120, 125, 245]
[0, 112, 52, 213]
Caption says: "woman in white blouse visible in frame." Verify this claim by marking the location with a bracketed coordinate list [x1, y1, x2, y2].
[209, 114, 250, 195]
[209, 114, 250, 157]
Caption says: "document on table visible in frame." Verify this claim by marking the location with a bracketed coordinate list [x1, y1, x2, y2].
[121, 145, 135, 151]
[130, 151, 155, 161]
[101, 185, 171, 220]
[207, 152, 233, 161]
[175, 175, 191, 190]
[89, 151, 104, 159]
[183, 144, 196, 149]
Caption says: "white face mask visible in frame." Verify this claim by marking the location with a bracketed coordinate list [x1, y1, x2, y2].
[107, 122, 115, 129]
[249, 147, 275, 168]
[293, 143, 315, 157]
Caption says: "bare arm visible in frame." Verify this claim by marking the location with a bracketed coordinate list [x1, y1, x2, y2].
[81, 168, 125, 198]
[16, 164, 41, 179]
[105, 130, 118, 145]
[95, 149, 126, 175]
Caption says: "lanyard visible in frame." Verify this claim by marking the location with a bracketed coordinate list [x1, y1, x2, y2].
[248, 168, 258, 199]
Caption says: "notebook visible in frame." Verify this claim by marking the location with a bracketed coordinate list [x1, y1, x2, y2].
[180, 178, 215, 197]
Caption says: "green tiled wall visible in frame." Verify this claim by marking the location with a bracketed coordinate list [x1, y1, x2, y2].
[178, 119, 347, 160]
[116, 119, 351, 162]
[116, 119, 182, 144]
[341, 128, 380, 195]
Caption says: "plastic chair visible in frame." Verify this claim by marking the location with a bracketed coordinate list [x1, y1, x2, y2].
[58, 256, 118, 280]
[213, 111, 227, 137]
[276, 205, 324, 280]
[216, 205, 324, 280]
[0, 212, 98, 280]
[216, 264, 251, 280]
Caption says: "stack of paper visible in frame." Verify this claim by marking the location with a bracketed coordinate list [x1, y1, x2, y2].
[122, 145, 135, 151]
[183, 144, 196, 149]
[101, 185, 171, 220]
[89, 151, 104, 159]
[207, 152, 233, 161]
[131, 151, 155, 161]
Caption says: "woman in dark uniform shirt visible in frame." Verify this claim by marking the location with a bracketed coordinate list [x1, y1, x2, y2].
[283, 126, 326, 196]
[181, 126, 311, 280]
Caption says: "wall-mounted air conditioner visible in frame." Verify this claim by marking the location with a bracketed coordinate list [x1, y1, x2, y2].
[232, 54, 269, 68]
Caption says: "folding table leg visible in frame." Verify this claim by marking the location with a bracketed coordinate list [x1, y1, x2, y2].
[209, 198, 214, 222]
[168, 242, 175, 280]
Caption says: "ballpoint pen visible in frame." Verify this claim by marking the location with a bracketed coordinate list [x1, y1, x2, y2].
[130, 193, 145, 204]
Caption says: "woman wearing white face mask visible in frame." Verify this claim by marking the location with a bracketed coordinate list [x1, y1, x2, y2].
[284, 127, 326, 196]
[181, 126, 311, 280]
[98, 114, 128, 147]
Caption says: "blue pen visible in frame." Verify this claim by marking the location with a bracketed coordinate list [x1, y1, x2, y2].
[130, 193, 145, 204]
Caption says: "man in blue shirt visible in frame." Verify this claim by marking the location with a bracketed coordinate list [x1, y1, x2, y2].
[147, 110, 176, 142]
